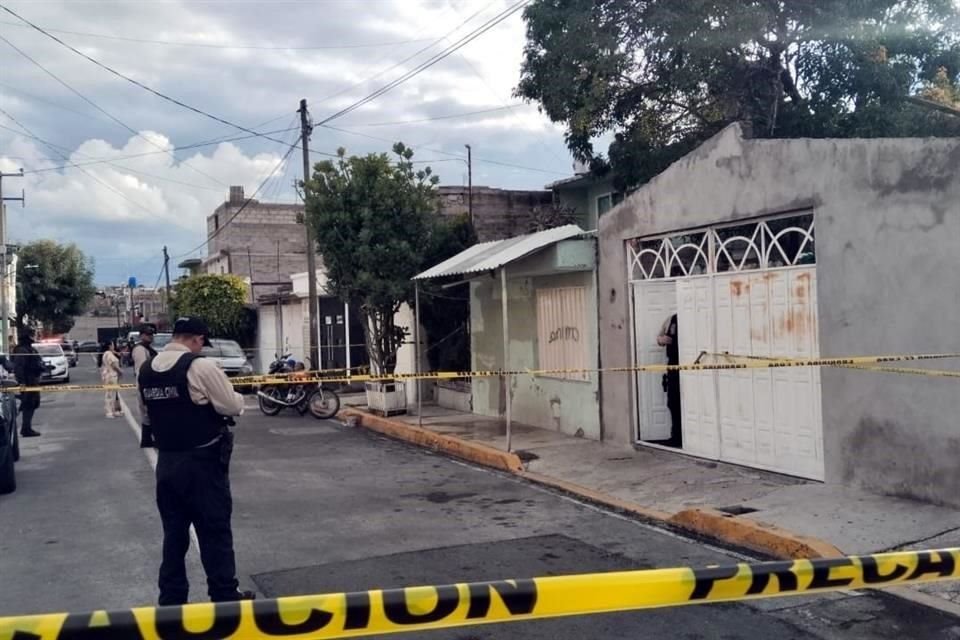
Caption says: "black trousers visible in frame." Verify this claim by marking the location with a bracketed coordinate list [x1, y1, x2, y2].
[19, 392, 39, 433]
[155, 445, 239, 605]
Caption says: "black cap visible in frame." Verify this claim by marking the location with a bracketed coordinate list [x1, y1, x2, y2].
[139, 325, 156, 336]
[172, 317, 212, 346]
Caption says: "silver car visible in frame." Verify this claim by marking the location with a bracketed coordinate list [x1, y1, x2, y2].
[201, 339, 254, 379]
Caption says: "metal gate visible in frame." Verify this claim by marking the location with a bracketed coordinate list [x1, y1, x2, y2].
[628, 213, 824, 479]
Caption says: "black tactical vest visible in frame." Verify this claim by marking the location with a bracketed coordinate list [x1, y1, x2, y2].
[132, 341, 158, 361]
[139, 353, 222, 451]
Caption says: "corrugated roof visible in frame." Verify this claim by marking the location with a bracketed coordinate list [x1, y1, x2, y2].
[414, 224, 587, 280]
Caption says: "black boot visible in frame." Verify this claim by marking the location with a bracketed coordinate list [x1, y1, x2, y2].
[20, 428, 41, 437]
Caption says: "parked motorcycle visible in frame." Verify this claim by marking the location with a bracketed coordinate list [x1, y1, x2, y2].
[257, 354, 340, 420]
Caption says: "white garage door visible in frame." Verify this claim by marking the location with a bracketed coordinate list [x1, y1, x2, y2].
[628, 214, 823, 480]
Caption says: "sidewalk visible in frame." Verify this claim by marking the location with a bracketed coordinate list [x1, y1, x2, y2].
[338, 402, 960, 609]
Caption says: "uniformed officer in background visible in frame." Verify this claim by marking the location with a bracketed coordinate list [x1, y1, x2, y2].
[138, 317, 255, 605]
[131, 325, 158, 448]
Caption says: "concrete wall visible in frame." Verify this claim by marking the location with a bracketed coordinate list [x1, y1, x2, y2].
[597, 123, 960, 505]
[206, 193, 307, 293]
[554, 178, 615, 231]
[470, 270, 600, 440]
[438, 186, 553, 242]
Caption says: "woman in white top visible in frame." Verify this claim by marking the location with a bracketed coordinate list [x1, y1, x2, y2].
[100, 340, 124, 418]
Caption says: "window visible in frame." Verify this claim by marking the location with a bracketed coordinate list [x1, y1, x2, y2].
[536, 287, 589, 381]
[214, 214, 220, 230]
[596, 192, 624, 216]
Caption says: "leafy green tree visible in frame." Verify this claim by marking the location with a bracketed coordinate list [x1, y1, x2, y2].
[170, 274, 248, 338]
[16, 240, 96, 334]
[517, 0, 960, 188]
[306, 143, 445, 375]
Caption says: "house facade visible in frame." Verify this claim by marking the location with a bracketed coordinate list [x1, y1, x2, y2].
[597, 123, 960, 505]
[204, 186, 307, 293]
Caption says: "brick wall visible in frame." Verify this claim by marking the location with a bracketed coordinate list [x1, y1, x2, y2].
[437, 186, 553, 242]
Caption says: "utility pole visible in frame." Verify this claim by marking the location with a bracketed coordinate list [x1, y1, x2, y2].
[464, 144, 473, 226]
[0, 169, 25, 354]
[162, 245, 171, 314]
[299, 98, 320, 370]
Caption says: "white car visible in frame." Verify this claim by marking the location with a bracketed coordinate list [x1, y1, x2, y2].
[36, 343, 70, 384]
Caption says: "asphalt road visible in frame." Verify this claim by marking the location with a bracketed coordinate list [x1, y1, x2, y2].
[2, 360, 959, 639]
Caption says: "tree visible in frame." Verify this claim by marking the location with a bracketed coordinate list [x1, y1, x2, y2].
[170, 274, 248, 338]
[16, 240, 96, 334]
[305, 143, 443, 375]
[517, 0, 960, 189]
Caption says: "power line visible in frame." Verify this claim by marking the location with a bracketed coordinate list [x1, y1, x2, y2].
[20, 127, 299, 174]
[173, 128, 302, 260]
[0, 29, 230, 189]
[314, 1, 497, 106]
[0, 122, 225, 193]
[317, 0, 530, 126]
[0, 19, 435, 50]
[0, 106, 170, 218]
[319, 123, 568, 176]
[0, 5, 328, 152]
[342, 104, 524, 127]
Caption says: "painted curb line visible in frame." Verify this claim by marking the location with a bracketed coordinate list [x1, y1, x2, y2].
[338, 408, 523, 473]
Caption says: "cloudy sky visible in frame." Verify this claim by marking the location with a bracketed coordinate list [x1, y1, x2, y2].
[0, 0, 575, 286]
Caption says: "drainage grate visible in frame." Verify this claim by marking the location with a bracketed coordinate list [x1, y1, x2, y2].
[716, 505, 759, 516]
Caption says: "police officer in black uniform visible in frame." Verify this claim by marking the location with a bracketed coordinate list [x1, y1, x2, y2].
[138, 317, 254, 605]
[13, 330, 45, 438]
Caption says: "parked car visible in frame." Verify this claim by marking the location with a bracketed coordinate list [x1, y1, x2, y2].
[76, 340, 100, 353]
[60, 340, 78, 367]
[201, 339, 254, 387]
[0, 361, 19, 494]
[152, 332, 173, 350]
[35, 343, 70, 384]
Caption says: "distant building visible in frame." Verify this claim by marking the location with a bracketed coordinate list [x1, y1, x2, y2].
[437, 185, 553, 242]
[203, 186, 307, 294]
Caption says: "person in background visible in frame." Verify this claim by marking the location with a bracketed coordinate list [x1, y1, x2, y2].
[13, 330, 44, 437]
[100, 340, 123, 418]
[131, 326, 158, 447]
[656, 313, 682, 448]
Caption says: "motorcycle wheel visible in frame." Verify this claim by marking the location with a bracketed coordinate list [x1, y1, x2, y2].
[308, 387, 340, 420]
[257, 386, 284, 416]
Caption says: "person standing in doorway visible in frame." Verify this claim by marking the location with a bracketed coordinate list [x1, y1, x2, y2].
[138, 317, 253, 605]
[100, 341, 123, 418]
[131, 326, 158, 447]
[13, 330, 44, 437]
[657, 314, 682, 448]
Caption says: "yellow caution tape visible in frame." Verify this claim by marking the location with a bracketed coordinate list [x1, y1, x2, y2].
[6, 352, 960, 394]
[2, 548, 959, 639]
[706, 352, 960, 379]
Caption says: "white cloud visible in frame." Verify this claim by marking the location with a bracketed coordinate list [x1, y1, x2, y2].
[0, 0, 574, 285]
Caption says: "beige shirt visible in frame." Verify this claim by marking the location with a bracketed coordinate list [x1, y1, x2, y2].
[101, 350, 121, 380]
[132, 342, 153, 377]
[145, 342, 244, 417]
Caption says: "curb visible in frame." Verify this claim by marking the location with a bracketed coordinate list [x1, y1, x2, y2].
[339, 408, 523, 473]
[338, 408, 841, 560]
[668, 508, 844, 559]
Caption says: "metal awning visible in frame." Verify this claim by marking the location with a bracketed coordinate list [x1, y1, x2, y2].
[413, 224, 587, 281]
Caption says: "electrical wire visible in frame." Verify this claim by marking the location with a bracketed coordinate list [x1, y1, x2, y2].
[319, 123, 568, 176]
[0, 4, 331, 153]
[172, 127, 302, 260]
[342, 104, 523, 127]
[0, 30, 230, 189]
[317, 0, 530, 126]
[20, 127, 300, 174]
[0, 106, 168, 218]
[0, 19, 435, 50]
[0, 122, 224, 193]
